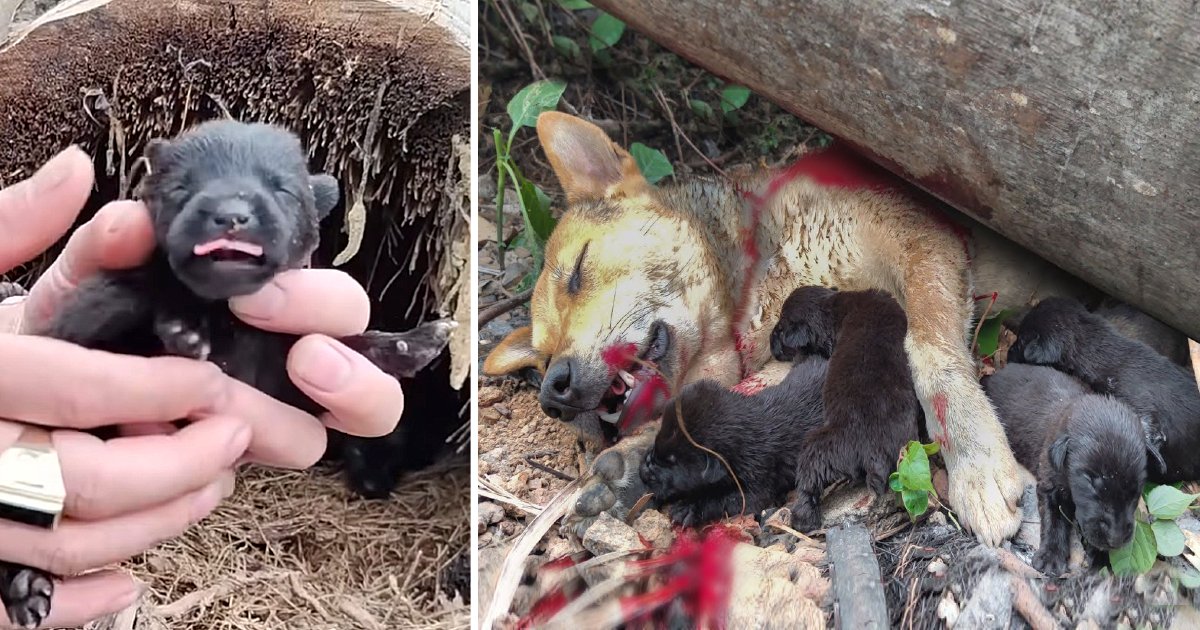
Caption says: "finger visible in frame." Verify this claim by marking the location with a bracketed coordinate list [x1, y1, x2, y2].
[220, 377, 328, 468]
[0, 336, 230, 429]
[0, 473, 232, 577]
[228, 269, 370, 336]
[32, 571, 141, 630]
[55, 416, 251, 520]
[115, 422, 178, 437]
[0, 147, 94, 274]
[21, 200, 155, 330]
[287, 335, 405, 438]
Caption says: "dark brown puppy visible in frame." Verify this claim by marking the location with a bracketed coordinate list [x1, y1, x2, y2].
[1009, 296, 1200, 484]
[639, 357, 828, 527]
[770, 286, 922, 531]
[982, 363, 1146, 575]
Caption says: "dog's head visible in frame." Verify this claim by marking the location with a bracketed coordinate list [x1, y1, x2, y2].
[640, 379, 740, 501]
[1051, 395, 1146, 551]
[143, 119, 340, 300]
[483, 113, 727, 439]
[770, 285, 838, 361]
[1008, 297, 1091, 367]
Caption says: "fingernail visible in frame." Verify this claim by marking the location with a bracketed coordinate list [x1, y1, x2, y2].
[0, 295, 25, 306]
[294, 337, 353, 392]
[219, 471, 237, 498]
[33, 146, 84, 196]
[229, 282, 285, 320]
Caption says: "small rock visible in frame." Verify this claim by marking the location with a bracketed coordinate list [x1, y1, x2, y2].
[582, 512, 644, 556]
[494, 403, 512, 418]
[528, 477, 543, 490]
[632, 509, 674, 549]
[480, 407, 502, 424]
[956, 569, 1013, 629]
[928, 511, 948, 526]
[479, 502, 505, 527]
[502, 260, 530, 288]
[500, 520, 518, 536]
[938, 592, 960, 627]
[479, 387, 505, 407]
[482, 446, 506, 466]
[927, 558, 949, 577]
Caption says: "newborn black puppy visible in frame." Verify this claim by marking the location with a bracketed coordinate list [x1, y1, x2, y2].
[640, 357, 828, 527]
[1094, 299, 1192, 369]
[982, 363, 1145, 575]
[1009, 296, 1200, 484]
[770, 286, 921, 531]
[0, 120, 451, 628]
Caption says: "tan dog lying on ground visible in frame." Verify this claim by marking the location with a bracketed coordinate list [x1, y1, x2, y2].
[484, 111, 1104, 546]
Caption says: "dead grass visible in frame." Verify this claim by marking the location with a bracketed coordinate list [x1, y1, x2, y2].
[89, 462, 470, 630]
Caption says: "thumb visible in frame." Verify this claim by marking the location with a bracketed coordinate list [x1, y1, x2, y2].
[0, 146, 94, 274]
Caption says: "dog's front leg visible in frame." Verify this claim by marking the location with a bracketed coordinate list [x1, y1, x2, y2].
[899, 256, 1032, 547]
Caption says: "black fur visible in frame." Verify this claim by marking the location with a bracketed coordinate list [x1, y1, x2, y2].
[771, 286, 922, 532]
[982, 363, 1146, 576]
[1009, 296, 1199, 483]
[1093, 299, 1192, 369]
[639, 358, 828, 527]
[0, 120, 451, 628]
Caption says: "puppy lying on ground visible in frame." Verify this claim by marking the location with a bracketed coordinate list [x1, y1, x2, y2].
[640, 358, 828, 527]
[982, 363, 1145, 575]
[1094, 299, 1192, 370]
[1009, 296, 1199, 484]
[770, 286, 922, 531]
[0, 120, 452, 628]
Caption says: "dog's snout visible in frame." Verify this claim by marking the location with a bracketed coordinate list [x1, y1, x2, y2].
[540, 357, 580, 421]
[210, 198, 256, 230]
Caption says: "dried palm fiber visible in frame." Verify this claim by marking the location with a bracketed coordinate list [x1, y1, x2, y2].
[0, 0, 471, 628]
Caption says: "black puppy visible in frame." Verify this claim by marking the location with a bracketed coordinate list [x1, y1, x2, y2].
[640, 357, 828, 527]
[0, 120, 451, 628]
[770, 286, 922, 531]
[1009, 296, 1199, 484]
[982, 363, 1145, 575]
[1094, 299, 1192, 369]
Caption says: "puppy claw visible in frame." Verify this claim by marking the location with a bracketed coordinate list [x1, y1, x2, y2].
[155, 317, 212, 360]
[0, 565, 53, 629]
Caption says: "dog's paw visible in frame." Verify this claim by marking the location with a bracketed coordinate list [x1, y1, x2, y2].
[564, 430, 656, 538]
[946, 447, 1030, 547]
[1032, 547, 1069, 577]
[0, 565, 53, 629]
[155, 317, 211, 360]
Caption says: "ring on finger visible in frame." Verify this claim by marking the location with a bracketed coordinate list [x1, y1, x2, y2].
[0, 424, 65, 530]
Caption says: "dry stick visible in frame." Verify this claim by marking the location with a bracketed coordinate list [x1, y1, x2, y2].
[1189, 338, 1200, 394]
[482, 477, 581, 630]
[479, 287, 534, 327]
[624, 492, 654, 525]
[970, 292, 998, 356]
[1009, 575, 1063, 630]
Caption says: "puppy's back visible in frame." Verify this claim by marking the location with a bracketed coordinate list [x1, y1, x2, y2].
[824, 289, 917, 418]
[983, 363, 1088, 471]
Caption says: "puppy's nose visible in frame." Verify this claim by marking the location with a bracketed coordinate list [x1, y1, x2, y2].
[539, 357, 582, 421]
[210, 198, 256, 230]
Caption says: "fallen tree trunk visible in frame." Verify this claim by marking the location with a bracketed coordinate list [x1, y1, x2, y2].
[595, 0, 1200, 339]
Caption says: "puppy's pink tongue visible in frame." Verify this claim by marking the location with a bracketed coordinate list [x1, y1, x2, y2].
[193, 239, 264, 257]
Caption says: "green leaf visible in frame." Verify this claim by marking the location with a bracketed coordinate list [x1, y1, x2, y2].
[689, 99, 715, 121]
[922, 442, 940, 456]
[1180, 567, 1200, 589]
[552, 35, 581, 60]
[558, 0, 593, 9]
[898, 441, 934, 492]
[589, 13, 625, 51]
[889, 472, 903, 492]
[1146, 485, 1200, 520]
[719, 85, 751, 113]
[516, 178, 556, 246]
[518, 1, 540, 23]
[1152, 519, 1186, 557]
[629, 143, 674, 184]
[974, 308, 1015, 357]
[902, 489, 929, 519]
[1110, 521, 1157, 576]
[506, 80, 568, 130]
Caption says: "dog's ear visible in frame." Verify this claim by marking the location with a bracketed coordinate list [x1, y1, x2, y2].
[536, 111, 650, 204]
[483, 326, 543, 376]
[1048, 435, 1070, 472]
[144, 138, 172, 169]
[310, 174, 340, 221]
[1011, 334, 1064, 365]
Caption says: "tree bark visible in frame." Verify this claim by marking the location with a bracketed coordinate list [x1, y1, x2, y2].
[595, 0, 1200, 339]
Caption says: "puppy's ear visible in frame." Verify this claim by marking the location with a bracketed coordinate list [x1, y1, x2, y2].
[536, 112, 650, 204]
[1012, 334, 1064, 365]
[1048, 435, 1070, 472]
[144, 139, 172, 169]
[483, 326, 543, 376]
[310, 174, 340, 221]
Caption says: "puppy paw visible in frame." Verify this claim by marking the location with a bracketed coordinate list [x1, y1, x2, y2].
[1032, 548, 1068, 577]
[155, 316, 211, 360]
[564, 430, 656, 539]
[945, 447, 1030, 547]
[788, 500, 823, 533]
[339, 319, 457, 379]
[0, 564, 53, 629]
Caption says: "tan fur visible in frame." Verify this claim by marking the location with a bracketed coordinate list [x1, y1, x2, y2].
[486, 112, 1047, 545]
